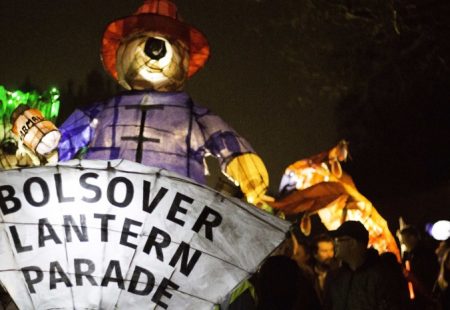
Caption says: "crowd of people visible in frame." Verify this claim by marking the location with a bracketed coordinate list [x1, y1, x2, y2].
[1, 220, 449, 309]
[226, 220, 450, 310]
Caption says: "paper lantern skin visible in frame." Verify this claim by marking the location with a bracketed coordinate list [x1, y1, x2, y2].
[115, 33, 189, 91]
[11, 106, 61, 156]
[271, 142, 400, 259]
[0, 160, 289, 309]
[58, 92, 259, 186]
[101, 0, 209, 82]
[58, 0, 269, 201]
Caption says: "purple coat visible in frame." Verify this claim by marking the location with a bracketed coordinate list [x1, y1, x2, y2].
[58, 91, 255, 184]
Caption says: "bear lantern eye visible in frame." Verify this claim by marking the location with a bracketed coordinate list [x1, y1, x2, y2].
[144, 38, 167, 60]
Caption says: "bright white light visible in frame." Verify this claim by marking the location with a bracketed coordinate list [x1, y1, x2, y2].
[430, 220, 450, 240]
[36, 131, 61, 155]
[91, 118, 99, 127]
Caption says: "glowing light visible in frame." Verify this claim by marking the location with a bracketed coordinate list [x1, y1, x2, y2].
[429, 220, 450, 240]
[274, 141, 401, 258]
[91, 118, 99, 127]
[357, 201, 366, 209]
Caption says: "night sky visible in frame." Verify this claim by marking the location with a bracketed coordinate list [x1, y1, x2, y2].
[1, 1, 449, 229]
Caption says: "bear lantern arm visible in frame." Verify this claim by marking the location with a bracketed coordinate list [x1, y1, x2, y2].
[58, 104, 102, 161]
[195, 109, 269, 204]
[225, 153, 269, 204]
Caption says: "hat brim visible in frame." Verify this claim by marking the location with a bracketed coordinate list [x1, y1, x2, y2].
[101, 14, 210, 81]
[328, 224, 369, 245]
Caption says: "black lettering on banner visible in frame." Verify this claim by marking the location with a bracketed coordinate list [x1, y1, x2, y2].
[93, 213, 115, 242]
[49, 261, 72, 290]
[107, 177, 133, 207]
[54, 173, 74, 203]
[143, 181, 168, 214]
[23, 177, 49, 207]
[64, 215, 88, 242]
[80, 173, 101, 203]
[39, 218, 62, 247]
[143, 227, 171, 261]
[22, 266, 43, 294]
[128, 266, 155, 295]
[151, 277, 180, 309]
[120, 218, 143, 249]
[192, 206, 223, 242]
[74, 258, 98, 286]
[0, 185, 21, 215]
[167, 192, 193, 226]
[101, 260, 125, 289]
[169, 242, 202, 277]
[9, 226, 33, 253]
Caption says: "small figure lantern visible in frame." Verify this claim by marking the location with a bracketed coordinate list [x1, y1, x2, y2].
[11, 105, 61, 156]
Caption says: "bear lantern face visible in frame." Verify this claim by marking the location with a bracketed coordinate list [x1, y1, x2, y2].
[116, 33, 189, 91]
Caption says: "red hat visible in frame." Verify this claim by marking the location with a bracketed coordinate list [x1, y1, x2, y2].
[101, 0, 210, 81]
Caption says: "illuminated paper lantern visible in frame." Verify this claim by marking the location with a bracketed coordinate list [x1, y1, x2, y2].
[101, 0, 210, 84]
[270, 141, 400, 258]
[58, 92, 269, 203]
[1, 86, 61, 169]
[11, 105, 61, 156]
[0, 159, 289, 309]
[225, 153, 269, 204]
[115, 34, 190, 91]
[57, 0, 268, 203]
[0, 86, 60, 126]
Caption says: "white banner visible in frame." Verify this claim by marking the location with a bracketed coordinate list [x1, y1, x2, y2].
[0, 160, 290, 309]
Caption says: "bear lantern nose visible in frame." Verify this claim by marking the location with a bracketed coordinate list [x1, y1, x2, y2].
[144, 38, 167, 60]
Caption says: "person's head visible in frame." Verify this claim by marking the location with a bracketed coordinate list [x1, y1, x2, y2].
[330, 221, 369, 263]
[399, 226, 420, 252]
[311, 234, 334, 266]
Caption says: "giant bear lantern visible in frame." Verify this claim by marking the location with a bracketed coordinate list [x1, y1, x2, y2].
[57, 0, 269, 204]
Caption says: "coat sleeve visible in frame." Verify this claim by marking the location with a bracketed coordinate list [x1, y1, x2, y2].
[196, 108, 255, 170]
[58, 103, 102, 161]
[195, 107, 269, 203]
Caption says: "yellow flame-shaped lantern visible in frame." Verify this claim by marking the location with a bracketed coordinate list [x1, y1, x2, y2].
[11, 105, 60, 156]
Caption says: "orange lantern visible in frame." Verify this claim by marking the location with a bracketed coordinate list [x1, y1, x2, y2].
[270, 141, 401, 259]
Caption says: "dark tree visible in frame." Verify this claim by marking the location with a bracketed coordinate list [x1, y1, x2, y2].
[335, 0, 450, 198]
